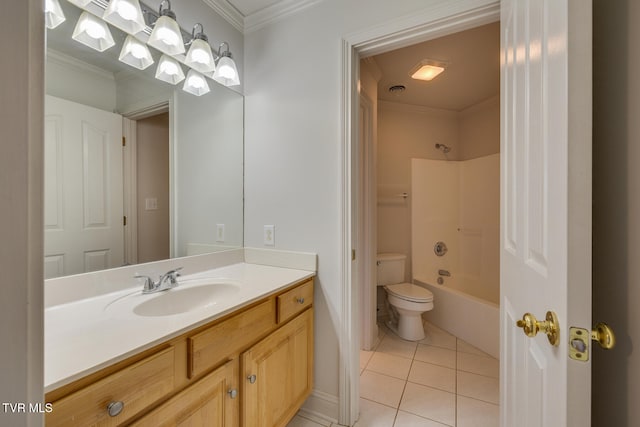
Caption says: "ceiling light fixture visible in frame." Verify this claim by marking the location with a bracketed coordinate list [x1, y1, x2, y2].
[103, 0, 146, 34]
[72, 11, 115, 52]
[185, 23, 216, 74]
[213, 42, 240, 87]
[183, 69, 211, 96]
[119, 35, 154, 70]
[148, 0, 185, 56]
[44, 0, 66, 30]
[155, 54, 185, 85]
[410, 59, 448, 81]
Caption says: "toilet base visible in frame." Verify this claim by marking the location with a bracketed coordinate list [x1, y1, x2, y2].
[386, 313, 425, 341]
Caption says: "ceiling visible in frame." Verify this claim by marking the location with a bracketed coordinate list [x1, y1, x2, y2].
[372, 22, 500, 112]
[225, 0, 285, 17]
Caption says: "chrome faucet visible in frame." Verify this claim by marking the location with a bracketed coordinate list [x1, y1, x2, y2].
[438, 269, 451, 277]
[135, 267, 183, 294]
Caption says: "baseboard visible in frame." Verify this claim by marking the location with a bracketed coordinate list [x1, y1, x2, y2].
[298, 389, 339, 425]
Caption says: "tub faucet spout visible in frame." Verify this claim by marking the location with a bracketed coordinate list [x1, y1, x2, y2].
[438, 269, 451, 277]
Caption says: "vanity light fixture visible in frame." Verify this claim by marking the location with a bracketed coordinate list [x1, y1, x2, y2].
[155, 54, 185, 85]
[212, 42, 240, 87]
[103, 0, 146, 34]
[44, 0, 66, 29]
[72, 11, 115, 52]
[119, 35, 154, 70]
[185, 24, 216, 74]
[147, 0, 185, 56]
[410, 59, 448, 81]
[183, 69, 210, 96]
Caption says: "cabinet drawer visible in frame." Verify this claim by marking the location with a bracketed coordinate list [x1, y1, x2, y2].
[188, 300, 275, 378]
[46, 346, 175, 427]
[277, 279, 313, 324]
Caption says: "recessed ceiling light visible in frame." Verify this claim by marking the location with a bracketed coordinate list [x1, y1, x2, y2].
[410, 59, 448, 81]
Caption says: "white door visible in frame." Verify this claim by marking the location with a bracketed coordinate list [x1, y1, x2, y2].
[501, 0, 593, 425]
[500, 0, 592, 427]
[44, 95, 124, 278]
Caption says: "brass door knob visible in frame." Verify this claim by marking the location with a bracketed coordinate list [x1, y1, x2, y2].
[592, 322, 616, 350]
[516, 311, 560, 346]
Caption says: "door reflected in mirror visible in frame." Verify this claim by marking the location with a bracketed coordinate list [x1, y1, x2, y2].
[44, 0, 243, 279]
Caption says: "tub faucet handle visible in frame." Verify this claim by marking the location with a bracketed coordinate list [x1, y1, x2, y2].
[438, 269, 451, 277]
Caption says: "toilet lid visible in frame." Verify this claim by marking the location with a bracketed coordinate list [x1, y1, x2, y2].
[384, 283, 433, 302]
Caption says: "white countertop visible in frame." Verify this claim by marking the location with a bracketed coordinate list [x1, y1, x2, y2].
[45, 262, 314, 393]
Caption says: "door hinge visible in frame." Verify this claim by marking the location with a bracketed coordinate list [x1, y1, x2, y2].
[352, 249, 356, 261]
[122, 136, 126, 147]
[123, 216, 127, 226]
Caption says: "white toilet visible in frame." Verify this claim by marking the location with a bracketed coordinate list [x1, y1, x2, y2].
[377, 253, 434, 341]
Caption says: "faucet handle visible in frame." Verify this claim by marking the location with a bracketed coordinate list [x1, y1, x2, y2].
[134, 274, 155, 292]
[162, 267, 183, 286]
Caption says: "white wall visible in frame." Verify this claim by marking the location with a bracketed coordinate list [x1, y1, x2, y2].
[243, 0, 497, 418]
[459, 95, 499, 160]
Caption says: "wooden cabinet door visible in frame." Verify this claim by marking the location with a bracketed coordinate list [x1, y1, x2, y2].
[131, 359, 239, 427]
[242, 309, 313, 427]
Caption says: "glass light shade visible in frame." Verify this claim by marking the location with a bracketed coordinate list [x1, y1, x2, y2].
[409, 60, 447, 81]
[119, 36, 154, 70]
[103, 0, 146, 34]
[183, 70, 210, 96]
[213, 56, 240, 87]
[185, 39, 216, 74]
[45, 0, 66, 29]
[66, 0, 93, 7]
[72, 12, 115, 52]
[148, 15, 185, 55]
[155, 55, 185, 85]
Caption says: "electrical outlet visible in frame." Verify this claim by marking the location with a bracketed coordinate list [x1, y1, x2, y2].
[216, 224, 225, 242]
[263, 225, 275, 246]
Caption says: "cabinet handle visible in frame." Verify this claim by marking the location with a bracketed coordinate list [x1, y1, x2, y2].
[247, 374, 257, 384]
[106, 401, 124, 417]
[228, 389, 238, 399]
[296, 297, 305, 304]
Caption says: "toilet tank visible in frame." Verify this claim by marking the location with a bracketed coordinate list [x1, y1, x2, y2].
[376, 253, 406, 286]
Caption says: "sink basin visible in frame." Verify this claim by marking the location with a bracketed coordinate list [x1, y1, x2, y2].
[105, 282, 241, 317]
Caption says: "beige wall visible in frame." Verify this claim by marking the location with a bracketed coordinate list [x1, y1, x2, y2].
[136, 113, 170, 263]
[377, 98, 499, 281]
[592, 0, 639, 424]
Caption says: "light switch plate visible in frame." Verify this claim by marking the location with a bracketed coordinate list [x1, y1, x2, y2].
[263, 225, 275, 246]
[216, 224, 225, 242]
[145, 197, 158, 211]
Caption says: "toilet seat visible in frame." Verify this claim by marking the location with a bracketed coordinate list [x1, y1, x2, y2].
[384, 283, 433, 303]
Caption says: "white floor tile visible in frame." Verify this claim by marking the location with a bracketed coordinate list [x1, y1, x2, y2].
[408, 360, 456, 393]
[457, 371, 499, 404]
[399, 382, 456, 426]
[286, 415, 326, 427]
[367, 352, 413, 380]
[414, 344, 456, 369]
[421, 323, 457, 350]
[354, 398, 397, 427]
[457, 339, 491, 357]
[394, 410, 452, 427]
[457, 352, 499, 378]
[377, 334, 419, 360]
[360, 350, 374, 372]
[360, 370, 407, 408]
[456, 396, 499, 427]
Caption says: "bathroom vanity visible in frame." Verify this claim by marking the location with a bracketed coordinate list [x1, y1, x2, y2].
[44, 258, 315, 427]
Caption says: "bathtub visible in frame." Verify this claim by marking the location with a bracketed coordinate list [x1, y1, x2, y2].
[415, 277, 499, 359]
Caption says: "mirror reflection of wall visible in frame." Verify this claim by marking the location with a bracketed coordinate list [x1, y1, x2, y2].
[44, 1, 244, 279]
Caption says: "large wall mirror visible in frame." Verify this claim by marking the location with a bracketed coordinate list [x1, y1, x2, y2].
[44, 1, 244, 279]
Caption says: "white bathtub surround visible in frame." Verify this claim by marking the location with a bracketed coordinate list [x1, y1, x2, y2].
[44, 248, 317, 392]
[411, 155, 500, 305]
[416, 278, 499, 359]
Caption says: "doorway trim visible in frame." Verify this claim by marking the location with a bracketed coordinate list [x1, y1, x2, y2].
[339, 1, 500, 424]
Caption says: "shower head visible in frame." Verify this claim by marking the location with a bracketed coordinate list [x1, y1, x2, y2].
[435, 143, 451, 154]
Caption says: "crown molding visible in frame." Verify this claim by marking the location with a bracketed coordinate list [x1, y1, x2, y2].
[46, 49, 115, 82]
[244, 0, 324, 33]
[201, 0, 245, 33]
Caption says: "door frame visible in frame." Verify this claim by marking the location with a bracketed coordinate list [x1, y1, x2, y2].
[339, 1, 500, 424]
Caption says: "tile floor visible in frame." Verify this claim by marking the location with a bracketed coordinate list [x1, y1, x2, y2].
[286, 321, 499, 427]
